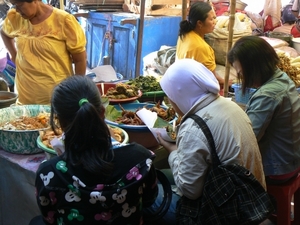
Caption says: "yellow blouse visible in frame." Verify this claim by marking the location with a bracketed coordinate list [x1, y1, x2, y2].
[2, 8, 86, 105]
[176, 31, 216, 72]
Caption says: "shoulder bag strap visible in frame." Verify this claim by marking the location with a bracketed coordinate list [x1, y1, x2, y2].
[143, 169, 172, 224]
[187, 114, 221, 167]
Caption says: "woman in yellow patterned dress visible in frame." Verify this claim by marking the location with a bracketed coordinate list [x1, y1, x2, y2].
[1, 0, 86, 105]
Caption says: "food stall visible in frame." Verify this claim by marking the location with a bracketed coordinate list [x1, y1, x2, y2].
[1, 0, 300, 224]
[0, 102, 170, 225]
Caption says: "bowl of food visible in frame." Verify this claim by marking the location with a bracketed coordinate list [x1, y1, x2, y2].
[0, 91, 18, 109]
[96, 82, 142, 104]
[37, 125, 129, 159]
[104, 103, 176, 148]
[37, 129, 63, 158]
[0, 105, 51, 154]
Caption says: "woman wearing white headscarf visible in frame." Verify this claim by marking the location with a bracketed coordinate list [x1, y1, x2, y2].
[153, 59, 266, 224]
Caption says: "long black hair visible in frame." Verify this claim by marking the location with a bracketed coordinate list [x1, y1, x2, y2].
[227, 36, 279, 94]
[179, 1, 212, 39]
[50, 75, 113, 176]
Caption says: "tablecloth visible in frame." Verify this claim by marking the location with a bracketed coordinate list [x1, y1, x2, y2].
[0, 144, 169, 225]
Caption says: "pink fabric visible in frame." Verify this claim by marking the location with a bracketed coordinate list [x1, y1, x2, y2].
[0, 149, 45, 172]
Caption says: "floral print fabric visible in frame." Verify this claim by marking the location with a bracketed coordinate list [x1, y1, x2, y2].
[35, 144, 158, 225]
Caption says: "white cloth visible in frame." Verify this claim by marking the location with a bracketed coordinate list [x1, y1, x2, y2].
[160, 59, 220, 114]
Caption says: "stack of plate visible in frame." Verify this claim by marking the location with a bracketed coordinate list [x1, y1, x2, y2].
[0, 91, 18, 109]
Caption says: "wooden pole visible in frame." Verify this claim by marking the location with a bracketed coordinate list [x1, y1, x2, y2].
[182, 0, 188, 20]
[135, 0, 146, 78]
[60, 0, 64, 10]
[223, 0, 236, 97]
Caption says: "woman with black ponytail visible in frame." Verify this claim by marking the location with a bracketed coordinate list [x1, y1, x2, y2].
[32, 75, 158, 225]
[176, 1, 230, 88]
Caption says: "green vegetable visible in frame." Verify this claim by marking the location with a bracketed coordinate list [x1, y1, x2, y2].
[127, 76, 162, 92]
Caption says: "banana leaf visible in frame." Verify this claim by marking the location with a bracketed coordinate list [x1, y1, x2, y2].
[105, 104, 172, 128]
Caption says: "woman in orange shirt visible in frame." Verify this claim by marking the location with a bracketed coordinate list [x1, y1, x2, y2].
[176, 1, 231, 88]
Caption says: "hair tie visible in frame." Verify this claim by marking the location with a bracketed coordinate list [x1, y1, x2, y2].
[79, 98, 89, 107]
[188, 20, 194, 29]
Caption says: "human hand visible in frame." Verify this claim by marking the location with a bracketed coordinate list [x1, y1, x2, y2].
[157, 132, 177, 153]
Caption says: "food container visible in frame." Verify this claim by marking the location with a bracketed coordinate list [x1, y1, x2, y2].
[292, 38, 300, 54]
[37, 125, 129, 159]
[95, 82, 142, 104]
[0, 91, 18, 108]
[0, 105, 51, 154]
[231, 83, 256, 105]
[138, 90, 166, 103]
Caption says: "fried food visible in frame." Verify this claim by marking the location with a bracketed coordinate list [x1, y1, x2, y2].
[166, 125, 176, 140]
[114, 103, 176, 126]
[41, 128, 63, 149]
[115, 104, 144, 125]
[41, 126, 125, 150]
[277, 53, 300, 87]
[165, 116, 181, 141]
[105, 83, 139, 99]
[109, 127, 124, 142]
[149, 101, 176, 121]
[0, 112, 50, 130]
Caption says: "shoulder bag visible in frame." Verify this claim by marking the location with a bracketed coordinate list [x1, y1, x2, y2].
[143, 169, 173, 224]
[176, 114, 274, 225]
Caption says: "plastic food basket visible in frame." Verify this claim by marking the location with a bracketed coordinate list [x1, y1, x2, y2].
[231, 83, 256, 105]
[138, 91, 166, 103]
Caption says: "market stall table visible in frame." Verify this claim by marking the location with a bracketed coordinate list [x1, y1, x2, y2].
[0, 144, 169, 225]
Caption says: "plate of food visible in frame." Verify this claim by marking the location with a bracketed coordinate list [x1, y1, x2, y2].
[37, 128, 63, 156]
[104, 102, 176, 130]
[96, 82, 142, 104]
[126, 76, 165, 103]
